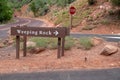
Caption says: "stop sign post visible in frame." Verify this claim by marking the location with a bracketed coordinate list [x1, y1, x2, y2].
[69, 6, 76, 29]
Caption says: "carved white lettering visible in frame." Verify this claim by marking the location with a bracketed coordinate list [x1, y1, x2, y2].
[16, 30, 54, 36]
[17, 30, 21, 34]
[49, 31, 52, 35]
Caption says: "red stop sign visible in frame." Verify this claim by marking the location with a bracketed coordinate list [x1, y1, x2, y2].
[69, 6, 76, 15]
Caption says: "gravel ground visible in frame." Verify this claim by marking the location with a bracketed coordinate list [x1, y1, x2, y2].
[0, 42, 120, 74]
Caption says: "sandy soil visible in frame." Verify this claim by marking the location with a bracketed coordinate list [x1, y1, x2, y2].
[0, 17, 120, 74]
[0, 42, 120, 74]
[72, 24, 120, 34]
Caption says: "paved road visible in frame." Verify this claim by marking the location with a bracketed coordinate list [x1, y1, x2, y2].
[0, 17, 45, 40]
[0, 18, 29, 40]
[0, 18, 120, 80]
[70, 33, 120, 42]
[0, 17, 120, 42]
[0, 68, 120, 80]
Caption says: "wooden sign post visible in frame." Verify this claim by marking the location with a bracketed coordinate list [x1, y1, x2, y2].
[23, 36, 27, 57]
[16, 36, 20, 59]
[11, 26, 69, 59]
[69, 6, 76, 29]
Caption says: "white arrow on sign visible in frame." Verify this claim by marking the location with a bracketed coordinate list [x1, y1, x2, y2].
[54, 30, 59, 36]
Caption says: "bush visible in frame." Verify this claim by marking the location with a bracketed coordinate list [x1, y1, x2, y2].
[8, 0, 32, 9]
[65, 37, 75, 50]
[88, 0, 96, 5]
[79, 37, 93, 50]
[110, 0, 120, 19]
[110, 0, 120, 6]
[29, 0, 76, 17]
[30, 37, 49, 48]
[100, 19, 110, 25]
[82, 25, 96, 30]
[0, 0, 13, 23]
[29, 0, 49, 17]
[29, 37, 74, 50]
[57, 0, 75, 7]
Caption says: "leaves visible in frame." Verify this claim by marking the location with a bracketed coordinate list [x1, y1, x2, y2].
[0, 0, 13, 23]
[29, 0, 49, 17]
[111, 0, 120, 6]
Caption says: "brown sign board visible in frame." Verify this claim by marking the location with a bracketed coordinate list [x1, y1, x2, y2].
[11, 27, 69, 38]
[11, 26, 70, 59]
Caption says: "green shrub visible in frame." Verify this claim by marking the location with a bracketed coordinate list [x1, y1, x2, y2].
[100, 19, 110, 25]
[29, 37, 74, 50]
[79, 37, 93, 50]
[110, 0, 120, 6]
[57, 0, 75, 7]
[108, 10, 114, 15]
[65, 37, 75, 50]
[30, 37, 49, 48]
[109, 0, 120, 19]
[82, 25, 96, 30]
[48, 38, 58, 49]
[0, 0, 13, 23]
[29, 0, 49, 17]
[88, 0, 96, 5]
[8, 0, 32, 9]
[29, 0, 75, 17]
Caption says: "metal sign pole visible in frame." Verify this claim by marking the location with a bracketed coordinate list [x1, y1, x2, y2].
[70, 14, 73, 29]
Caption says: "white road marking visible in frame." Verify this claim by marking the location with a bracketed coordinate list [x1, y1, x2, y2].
[106, 36, 120, 39]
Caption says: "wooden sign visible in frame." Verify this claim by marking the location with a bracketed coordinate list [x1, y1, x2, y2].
[11, 27, 69, 37]
[11, 26, 69, 59]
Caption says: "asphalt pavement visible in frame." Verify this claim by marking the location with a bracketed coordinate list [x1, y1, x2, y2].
[0, 17, 45, 40]
[70, 33, 120, 42]
[0, 18, 120, 80]
[0, 68, 120, 80]
[1, 17, 120, 42]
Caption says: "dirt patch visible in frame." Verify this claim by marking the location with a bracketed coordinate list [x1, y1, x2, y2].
[72, 24, 120, 34]
[0, 42, 120, 74]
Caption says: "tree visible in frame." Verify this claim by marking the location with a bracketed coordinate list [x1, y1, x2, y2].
[29, 0, 49, 17]
[110, 0, 120, 18]
[111, 0, 120, 6]
[88, 0, 96, 5]
[57, 0, 75, 7]
[29, 0, 75, 17]
[0, 0, 13, 23]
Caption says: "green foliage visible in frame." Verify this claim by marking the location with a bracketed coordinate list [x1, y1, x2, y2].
[82, 25, 96, 30]
[29, 37, 74, 50]
[79, 37, 93, 50]
[22, 37, 94, 51]
[57, 0, 75, 7]
[48, 39, 58, 49]
[65, 37, 75, 50]
[54, 0, 92, 27]
[29, 0, 49, 17]
[30, 37, 49, 48]
[0, 0, 13, 23]
[8, 0, 32, 9]
[88, 0, 96, 5]
[29, 0, 75, 17]
[110, 0, 120, 6]
[100, 19, 110, 25]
